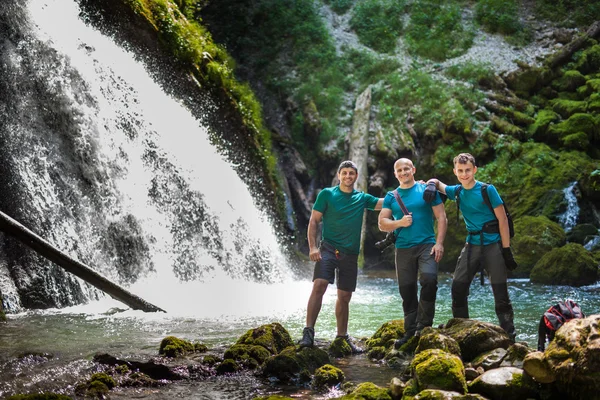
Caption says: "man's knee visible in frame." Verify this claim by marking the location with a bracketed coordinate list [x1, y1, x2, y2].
[312, 279, 329, 296]
[451, 281, 470, 307]
[420, 273, 438, 301]
[337, 289, 352, 304]
[399, 283, 418, 313]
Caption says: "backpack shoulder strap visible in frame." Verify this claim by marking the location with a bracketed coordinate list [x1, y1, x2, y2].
[392, 188, 410, 215]
[455, 185, 463, 225]
[480, 183, 495, 214]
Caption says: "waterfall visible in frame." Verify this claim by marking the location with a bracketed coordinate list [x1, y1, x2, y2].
[0, 0, 292, 313]
[558, 181, 579, 232]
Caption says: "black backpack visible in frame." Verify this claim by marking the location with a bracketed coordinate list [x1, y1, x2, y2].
[537, 299, 584, 351]
[455, 183, 514, 238]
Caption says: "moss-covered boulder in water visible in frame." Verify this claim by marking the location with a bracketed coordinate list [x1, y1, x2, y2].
[415, 327, 461, 358]
[530, 243, 598, 286]
[338, 382, 392, 400]
[223, 344, 271, 369]
[159, 336, 204, 357]
[236, 322, 294, 354]
[262, 346, 330, 383]
[410, 349, 467, 394]
[329, 336, 353, 358]
[468, 367, 538, 399]
[440, 319, 513, 362]
[512, 215, 566, 276]
[365, 320, 405, 350]
[566, 223, 599, 244]
[312, 364, 344, 388]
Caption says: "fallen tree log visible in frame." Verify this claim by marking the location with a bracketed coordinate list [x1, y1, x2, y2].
[547, 21, 600, 70]
[0, 210, 165, 313]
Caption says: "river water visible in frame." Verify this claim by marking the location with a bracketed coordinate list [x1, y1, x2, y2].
[2, 268, 599, 398]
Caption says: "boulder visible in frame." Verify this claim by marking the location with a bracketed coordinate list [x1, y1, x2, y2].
[312, 364, 344, 388]
[236, 322, 294, 354]
[415, 327, 461, 358]
[468, 367, 538, 400]
[530, 243, 598, 286]
[440, 319, 513, 362]
[410, 349, 467, 394]
[262, 346, 330, 383]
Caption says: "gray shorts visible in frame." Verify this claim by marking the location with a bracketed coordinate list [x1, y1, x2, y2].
[313, 241, 358, 292]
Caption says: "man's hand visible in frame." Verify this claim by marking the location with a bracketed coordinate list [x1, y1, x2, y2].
[431, 243, 444, 263]
[401, 213, 413, 227]
[309, 247, 322, 262]
[502, 247, 518, 270]
[423, 181, 437, 203]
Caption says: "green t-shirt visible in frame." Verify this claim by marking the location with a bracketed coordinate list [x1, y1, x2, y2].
[313, 186, 379, 255]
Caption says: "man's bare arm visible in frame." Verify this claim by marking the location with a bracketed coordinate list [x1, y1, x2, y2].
[378, 208, 411, 232]
[426, 178, 448, 195]
[494, 205, 511, 248]
[307, 209, 323, 261]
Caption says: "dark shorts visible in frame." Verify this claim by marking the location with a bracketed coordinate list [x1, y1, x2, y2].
[313, 241, 358, 292]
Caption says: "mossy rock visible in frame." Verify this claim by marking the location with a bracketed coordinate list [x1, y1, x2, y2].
[562, 131, 589, 150]
[236, 322, 294, 355]
[367, 346, 387, 360]
[547, 113, 598, 143]
[224, 344, 271, 369]
[329, 336, 353, 358]
[512, 215, 566, 276]
[468, 367, 539, 399]
[441, 319, 512, 362]
[566, 223, 599, 244]
[6, 395, 73, 400]
[122, 371, 161, 387]
[528, 109, 560, 140]
[216, 358, 240, 375]
[573, 44, 600, 75]
[552, 70, 587, 92]
[365, 320, 404, 350]
[415, 327, 461, 358]
[89, 372, 116, 390]
[410, 349, 467, 394]
[491, 115, 525, 139]
[580, 169, 600, 201]
[86, 380, 110, 397]
[338, 381, 392, 400]
[530, 243, 598, 286]
[262, 346, 330, 382]
[312, 364, 345, 388]
[158, 336, 197, 357]
[550, 99, 588, 119]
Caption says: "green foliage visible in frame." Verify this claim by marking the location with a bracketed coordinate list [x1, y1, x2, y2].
[535, 0, 600, 27]
[405, 0, 474, 61]
[530, 243, 598, 286]
[340, 48, 402, 89]
[444, 62, 495, 86]
[475, 0, 522, 36]
[323, 0, 354, 14]
[349, 0, 405, 53]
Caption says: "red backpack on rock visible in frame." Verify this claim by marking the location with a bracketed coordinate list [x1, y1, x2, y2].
[537, 299, 584, 351]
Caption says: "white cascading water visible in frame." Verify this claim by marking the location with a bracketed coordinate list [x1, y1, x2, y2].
[558, 181, 579, 232]
[9, 0, 312, 319]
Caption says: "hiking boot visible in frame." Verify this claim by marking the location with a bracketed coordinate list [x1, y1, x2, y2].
[337, 334, 364, 354]
[394, 333, 413, 349]
[298, 327, 315, 348]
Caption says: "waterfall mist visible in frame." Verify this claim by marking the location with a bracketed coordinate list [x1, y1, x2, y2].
[0, 0, 295, 314]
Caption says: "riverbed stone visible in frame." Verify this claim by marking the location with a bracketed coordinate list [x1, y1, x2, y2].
[312, 364, 344, 388]
[471, 348, 507, 371]
[236, 322, 294, 354]
[440, 319, 512, 362]
[262, 346, 330, 383]
[415, 327, 461, 358]
[468, 367, 538, 400]
[410, 349, 467, 394]
[223, 344, 271, 369]
[338, 381, 392, 400]
[499, 343, 532, 368]
[366, 319, 405, 350]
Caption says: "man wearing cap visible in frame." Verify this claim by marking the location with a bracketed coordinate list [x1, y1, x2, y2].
[298, 160, 383, 351]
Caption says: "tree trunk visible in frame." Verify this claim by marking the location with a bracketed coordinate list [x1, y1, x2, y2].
[348, 86, 372, 267]
[0, 211, 165, 313]
[547, 21, 600, 70]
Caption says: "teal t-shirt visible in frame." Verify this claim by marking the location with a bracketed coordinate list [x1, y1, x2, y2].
[382, 183, 442, 249]
[313, 186, 379, 255]
[445, 181, 503, 245]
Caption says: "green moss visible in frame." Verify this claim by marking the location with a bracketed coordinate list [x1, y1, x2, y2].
[224, 344, 271, 368]
[262, 346, 330, 382]
[410, 349, 467, 393]
[86, 380, 110, 397]
[530, 243, 598, 286]
[550, 99, 588, 119]
[313, 364, 345, 387]
[329, 336, 353, 358]
[216, 358, 240, 374]
[339, 382, 392, 400]
[6, 395, 73, 400]
[562, 131, 590, 150]
[158, 335, 196, 357]
[552, 70, 587, 92]
[512, 215, 566, 276]
[548, 113, 598, 143]
[89, 373, 116, 389]
[475, 0, 523, 36]
[367, 346, 387, 360]
[236, 323, 293, 355]
[573, 45, 600, 75]
[365, 320, 405, 349]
